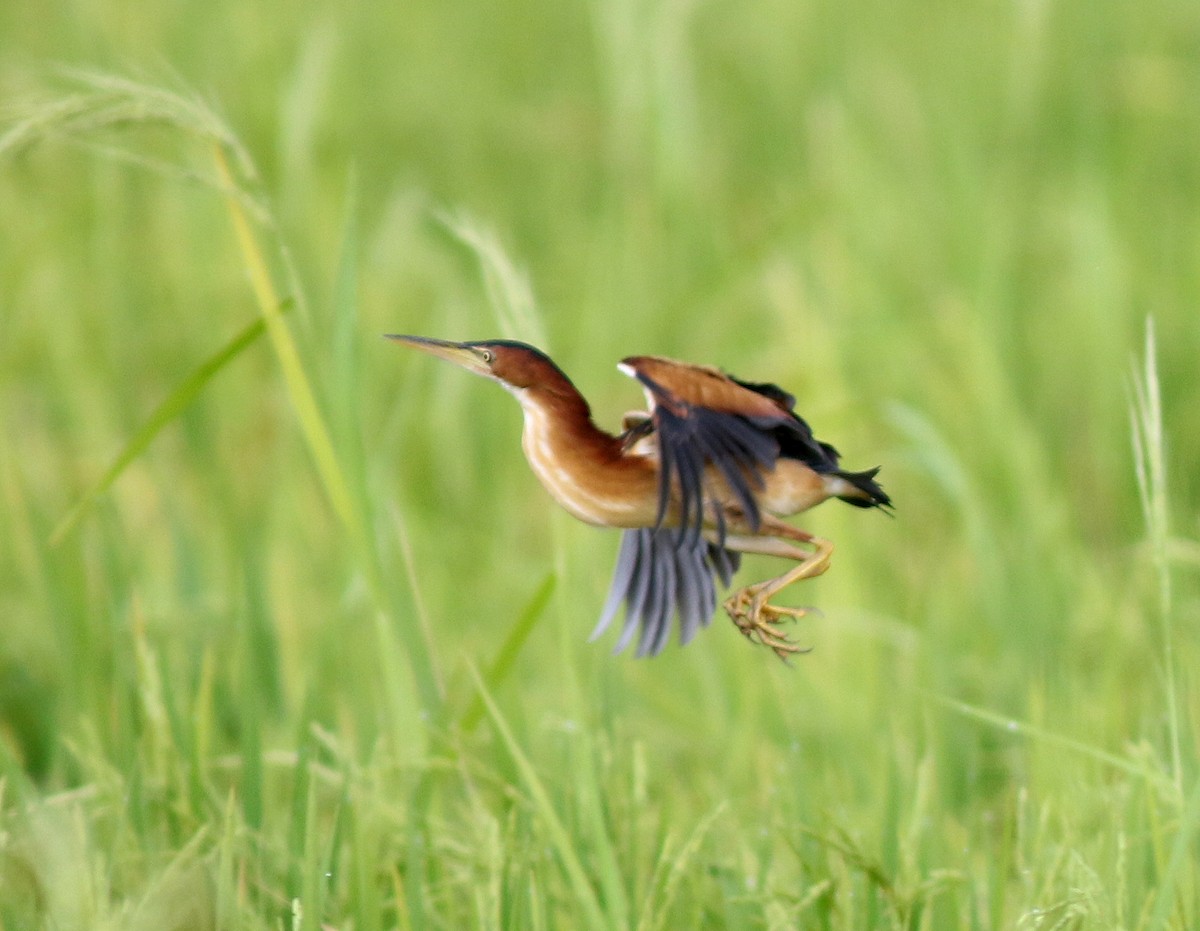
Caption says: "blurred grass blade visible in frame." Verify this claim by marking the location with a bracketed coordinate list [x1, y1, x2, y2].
[212, 141, 443, 719]
[638, 803, 726, 931]
[576, 733, 629, 930]
[458, 572, 556, 733]
[212, 142, 359, 540]
[1130, 316, 1182, 794]
[49, 313, 273, 545]
[330, 178, 361, 429]
[1130, 317, 1171, 609]
[435, 211, 548, 347]
[1146, 775, 1200, 931]
[933, 693, 1173, 790]
[1, 69, 264, 220]
[214, 790, 241, 927]
[328, 179, 371, 539]
[469, 664, 606, 931]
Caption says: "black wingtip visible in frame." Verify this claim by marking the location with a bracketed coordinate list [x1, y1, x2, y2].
[834, 467, 893, 511]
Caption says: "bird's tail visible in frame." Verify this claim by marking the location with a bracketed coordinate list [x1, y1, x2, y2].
[832, 467, 892, 510]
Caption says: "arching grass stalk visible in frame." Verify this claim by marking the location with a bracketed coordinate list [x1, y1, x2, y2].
[210, 136, 444, 721]
[3, 70, 445, 721]
[1129, 318, 1181, 796]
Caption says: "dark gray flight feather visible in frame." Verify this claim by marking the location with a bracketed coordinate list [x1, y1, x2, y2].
[590, 528, 742, 657]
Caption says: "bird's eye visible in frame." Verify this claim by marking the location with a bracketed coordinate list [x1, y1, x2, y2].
[479, 348, 495, 363]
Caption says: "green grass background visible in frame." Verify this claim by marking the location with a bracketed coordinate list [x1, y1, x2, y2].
[1, 0, 1198, 927]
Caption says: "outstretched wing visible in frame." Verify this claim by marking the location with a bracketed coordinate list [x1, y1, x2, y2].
[648, 395, 779, 540]
[597, 355, 879, 654]
[727, 375, 843, 473]
[620, 356, 831, 542]
[590, 527, 742, 657]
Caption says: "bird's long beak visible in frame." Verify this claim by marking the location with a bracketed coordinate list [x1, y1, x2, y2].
[384, 334, 492, 377]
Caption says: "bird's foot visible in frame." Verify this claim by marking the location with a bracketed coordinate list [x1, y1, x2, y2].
[723, 588, 812, 661]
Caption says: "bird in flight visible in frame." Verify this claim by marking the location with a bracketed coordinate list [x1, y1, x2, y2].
[388, 336, 890, 659]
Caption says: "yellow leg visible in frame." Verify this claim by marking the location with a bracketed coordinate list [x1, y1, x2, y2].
[718, 523, 834, 661]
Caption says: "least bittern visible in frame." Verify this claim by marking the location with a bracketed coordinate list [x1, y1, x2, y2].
[388, 336, 890, 660]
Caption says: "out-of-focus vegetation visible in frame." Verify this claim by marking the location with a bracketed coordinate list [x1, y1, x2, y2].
[1, 1, 1197, 927]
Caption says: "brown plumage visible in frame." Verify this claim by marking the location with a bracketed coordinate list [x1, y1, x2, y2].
[388, 335, 890, 659]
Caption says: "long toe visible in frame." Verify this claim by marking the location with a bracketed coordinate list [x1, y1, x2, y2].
[761, 603, 808, 622]
[757, 620, 810, 660]
[724, 585, 815, 660]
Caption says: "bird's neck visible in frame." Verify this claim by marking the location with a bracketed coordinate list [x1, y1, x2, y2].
[516, 384, 618, 458]
[514, 385, 654, 527]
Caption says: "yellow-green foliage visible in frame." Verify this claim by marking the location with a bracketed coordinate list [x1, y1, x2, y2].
[1, 1, 1198, 927]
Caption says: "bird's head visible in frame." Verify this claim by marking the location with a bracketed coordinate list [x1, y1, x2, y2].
[386, 335, 572, 395]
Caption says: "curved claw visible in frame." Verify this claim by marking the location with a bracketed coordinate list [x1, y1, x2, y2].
[723, 587, 812, 661]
